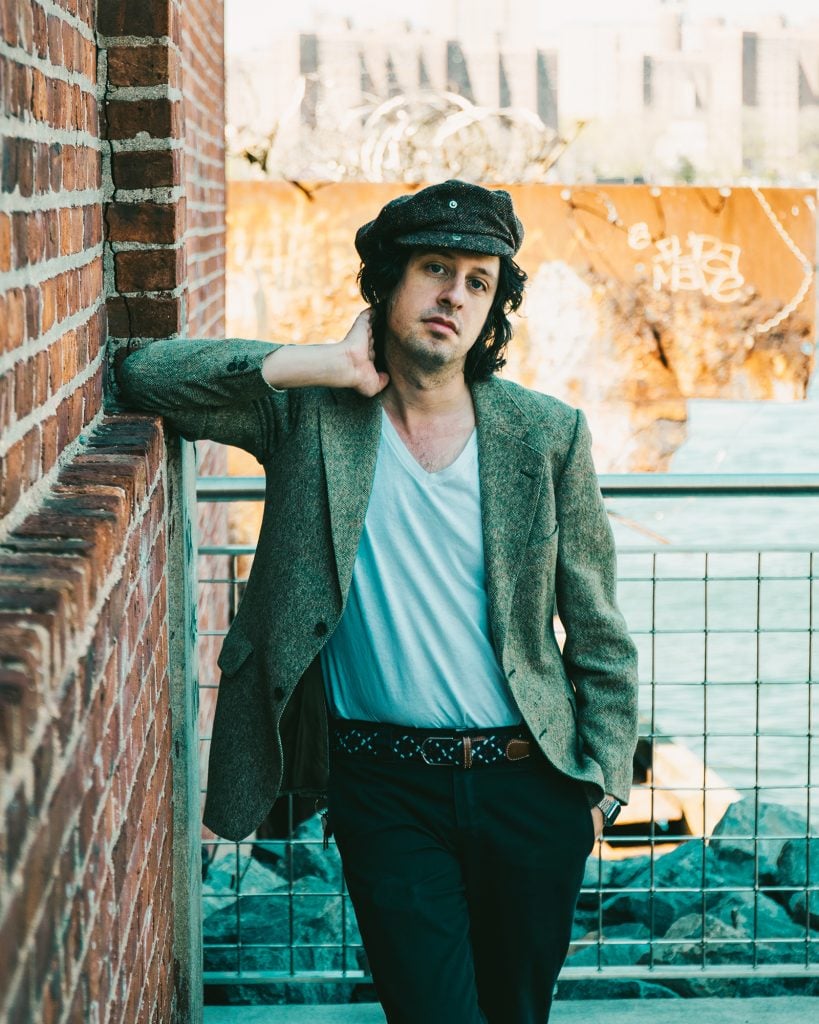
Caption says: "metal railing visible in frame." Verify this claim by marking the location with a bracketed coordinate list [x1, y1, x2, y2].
[197, 475, 819, 998]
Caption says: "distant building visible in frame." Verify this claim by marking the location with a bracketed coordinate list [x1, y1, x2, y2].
[227, 3, 819, 181]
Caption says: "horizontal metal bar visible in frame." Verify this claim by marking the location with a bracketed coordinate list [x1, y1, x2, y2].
[599, 474, 819, 496]
[203, 963, 819, 986]
[196, 474, 819, 502]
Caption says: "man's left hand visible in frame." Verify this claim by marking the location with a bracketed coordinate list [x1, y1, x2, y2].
[591, 805, 604, 842]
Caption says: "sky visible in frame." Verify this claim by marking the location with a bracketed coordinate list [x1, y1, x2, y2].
[226, 0, 818, 54]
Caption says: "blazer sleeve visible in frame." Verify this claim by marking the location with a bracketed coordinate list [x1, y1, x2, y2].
[554, 408, 639, 805]
[115, 338, 293, 464]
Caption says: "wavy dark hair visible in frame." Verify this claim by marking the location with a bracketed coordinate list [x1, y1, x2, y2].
[357, 240, 527, 382]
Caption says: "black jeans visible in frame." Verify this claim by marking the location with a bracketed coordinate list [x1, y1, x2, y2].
[328, 736, 594, 1024]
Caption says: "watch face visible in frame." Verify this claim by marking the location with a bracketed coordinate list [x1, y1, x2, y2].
[604, 803, 621, 826]
[599, 797, 621, 826]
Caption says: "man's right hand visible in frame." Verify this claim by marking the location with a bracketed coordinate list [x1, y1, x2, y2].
[262, 309, 390, 396]
[336, 309, 390, 397]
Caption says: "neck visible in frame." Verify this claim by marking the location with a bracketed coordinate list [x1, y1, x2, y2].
[381, 351, 473, 427]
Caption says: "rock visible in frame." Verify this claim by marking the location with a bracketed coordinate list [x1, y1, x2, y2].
[600, 840, 748, 935]
[778, 836, 819, 887]
[559, 978, 681, 1000]
[787, 890, 819, 932]
[601, 886, 689, 937]
[203, 874, 362, 975]
[646, 912, 749, 966]
[203, 845, 286, 893]
[290, 813, 343, 890]
[708, 889, 809, 963]
[202, 846, 288, 915]
[567, 922, 651, 967]
[709, 888, 804, 939]
[776, 837, 819, 929]
[709, 799, 808, 885]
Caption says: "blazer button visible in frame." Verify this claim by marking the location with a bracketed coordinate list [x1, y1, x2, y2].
[273, 686, 285, 701]
[314, 621, 328, 637]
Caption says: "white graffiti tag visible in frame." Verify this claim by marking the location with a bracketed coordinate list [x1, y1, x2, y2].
[628, 223, 745, 303]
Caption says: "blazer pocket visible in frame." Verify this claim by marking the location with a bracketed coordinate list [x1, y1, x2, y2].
[217, 631, 254, 676]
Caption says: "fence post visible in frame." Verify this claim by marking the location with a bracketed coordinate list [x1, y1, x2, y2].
[167, 435, 204, 1023]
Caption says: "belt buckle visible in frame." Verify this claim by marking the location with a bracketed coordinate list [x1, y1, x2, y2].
[419, 736, 457, 766]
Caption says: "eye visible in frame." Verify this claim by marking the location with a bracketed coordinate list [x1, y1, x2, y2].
[468, 278, 488, 292]
[425, 262, 446, 275]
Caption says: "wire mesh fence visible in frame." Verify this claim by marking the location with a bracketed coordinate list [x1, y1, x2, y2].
[197, 478, 819, 996]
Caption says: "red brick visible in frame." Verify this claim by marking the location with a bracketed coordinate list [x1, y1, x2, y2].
[0, 437, 24, 516]
[11, 212, 28, 268]
[0, 212, 10, 271]
[0, 367, 12, 433]
[106, 44, 172, 87]
[41, 415, 58, 471]
[34, 142, 50, 193]
[41, 277, 57, 334]
[46, 14, 62, 65]
[62, 19, 77, 74]
[82, 204, 101, 247]
[32, 1, 47, 58]
[105, 200, 183, 244]
[44, 209, 59, 260]
[14, 358, 35, 420]
[25, 285, 40, 338]
[49, 143, 63, 192]
[69, 207, 84, 252]
[104, 97, 180, 140]
[110, 149, 179, 190]
[106, 295, 181, 339]
[97, 0, 171, 37]
[5, 288, 25, 350]
[33, 349, 48, 405]
[31, 66, 48, 121]
[114, 247, 184, 292]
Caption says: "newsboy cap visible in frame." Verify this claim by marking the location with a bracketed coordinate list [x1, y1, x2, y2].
[355, 180, 524, 261]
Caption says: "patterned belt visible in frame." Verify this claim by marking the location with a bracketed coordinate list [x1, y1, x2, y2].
[329, 718, 533, 768]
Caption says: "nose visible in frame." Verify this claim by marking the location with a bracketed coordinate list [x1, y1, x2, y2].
[437, 272, 467, 308]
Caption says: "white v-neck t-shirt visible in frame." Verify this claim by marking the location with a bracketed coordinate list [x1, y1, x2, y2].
[319, 409, 523, 729]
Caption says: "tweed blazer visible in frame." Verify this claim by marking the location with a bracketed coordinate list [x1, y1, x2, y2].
[118, 338, 639, 842]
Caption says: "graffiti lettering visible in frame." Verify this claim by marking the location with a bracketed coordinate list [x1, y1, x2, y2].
[628, 223, 745, 303]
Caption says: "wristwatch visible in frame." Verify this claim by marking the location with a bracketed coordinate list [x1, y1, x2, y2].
[595, 794, 622, 828]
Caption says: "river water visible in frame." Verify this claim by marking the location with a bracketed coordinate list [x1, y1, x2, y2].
[608, 378, 819, 814]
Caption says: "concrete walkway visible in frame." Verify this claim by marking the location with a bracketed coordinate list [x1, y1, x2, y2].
[205, 996, 819, 1024]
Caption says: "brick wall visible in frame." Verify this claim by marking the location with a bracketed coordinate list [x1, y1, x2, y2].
[0, 1, 227, 1021]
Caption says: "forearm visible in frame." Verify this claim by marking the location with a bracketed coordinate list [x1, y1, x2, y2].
[261, 342, 354, 391]
[114, 337, 290, 460]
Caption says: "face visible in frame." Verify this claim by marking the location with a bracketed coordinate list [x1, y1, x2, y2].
[384, 249, 500, 375]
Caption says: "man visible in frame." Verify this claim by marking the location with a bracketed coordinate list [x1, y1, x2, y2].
[116, 180, 639, 1023]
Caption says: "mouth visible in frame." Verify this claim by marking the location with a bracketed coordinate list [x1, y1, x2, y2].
[423, 316, 458, 334]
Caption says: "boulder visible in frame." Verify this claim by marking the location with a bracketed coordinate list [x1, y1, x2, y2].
[567, 922, 652, 967]
[600, 839, 748, 935]
[645, 912, 749, 966]
[202, 845, 288, 915]
[559, 978, 681, 1000]
[203, 874, 362, 975]
[289, 813, 344, 890]
[710, 799, 809, 885]
[776, 837, 819, 930]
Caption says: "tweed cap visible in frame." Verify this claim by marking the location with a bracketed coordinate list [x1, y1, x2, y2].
[355, 180, 524, 261]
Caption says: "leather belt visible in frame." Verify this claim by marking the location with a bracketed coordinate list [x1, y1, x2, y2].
[330, 719, 533, 768]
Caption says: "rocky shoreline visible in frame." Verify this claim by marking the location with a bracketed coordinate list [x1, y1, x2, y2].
[203, 798, 818, 1005]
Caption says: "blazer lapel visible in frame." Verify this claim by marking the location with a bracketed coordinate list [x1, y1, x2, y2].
[319, 389, 382, 598]
[473, 378, 547, 659]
